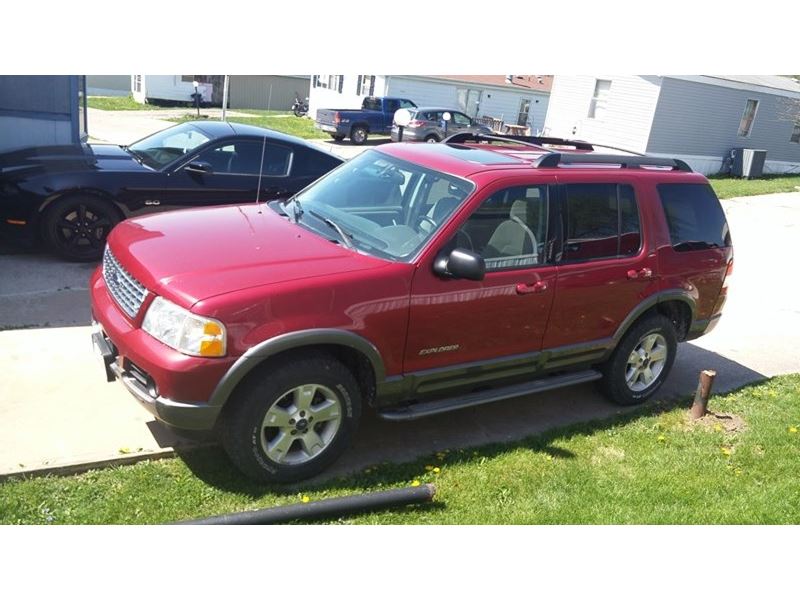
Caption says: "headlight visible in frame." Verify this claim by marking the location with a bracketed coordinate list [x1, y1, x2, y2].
[142, 296, 226, 357]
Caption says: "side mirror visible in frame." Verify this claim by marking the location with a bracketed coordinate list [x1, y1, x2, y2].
[184, 160, 212, 174]
[433, 248, 485, 281]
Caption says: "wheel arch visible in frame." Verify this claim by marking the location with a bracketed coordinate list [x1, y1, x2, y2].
[350, 122, 370, 134]
[209, 329, 386, 410]
[611, 290, 697, 348]
[38, 188, 127, 221]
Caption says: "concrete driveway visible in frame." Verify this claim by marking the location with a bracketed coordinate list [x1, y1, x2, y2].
[1, 193, 798, 480]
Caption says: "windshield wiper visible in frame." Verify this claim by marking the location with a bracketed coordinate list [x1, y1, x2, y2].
[290, 197, 304, 223]
[308, 209, 354, 249]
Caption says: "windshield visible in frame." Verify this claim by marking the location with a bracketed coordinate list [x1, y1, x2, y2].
[285, 150, 474, 261]
[127, 123, 211, 169]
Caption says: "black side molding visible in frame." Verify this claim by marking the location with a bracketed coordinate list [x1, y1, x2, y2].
[377, 369, 602, 421]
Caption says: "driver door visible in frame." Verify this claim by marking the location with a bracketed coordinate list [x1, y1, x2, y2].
[404, 178, 558, 378]
[163, 140, 294, 208]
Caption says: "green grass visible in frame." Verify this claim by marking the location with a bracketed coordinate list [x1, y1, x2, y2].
[2, 375, 799, 524]
[87, 95, 162, 111]
[709, 174, 800, 199]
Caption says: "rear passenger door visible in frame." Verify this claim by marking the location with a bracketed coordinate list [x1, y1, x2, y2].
[542, 179, 657, 350]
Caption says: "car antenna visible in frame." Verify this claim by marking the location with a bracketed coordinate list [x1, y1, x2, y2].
[255, 133, 268, 214]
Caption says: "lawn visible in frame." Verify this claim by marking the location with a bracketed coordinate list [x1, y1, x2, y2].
[709, 174, 800, 199]
[1, 375, 798, 525]
[87, 95, 163, 111]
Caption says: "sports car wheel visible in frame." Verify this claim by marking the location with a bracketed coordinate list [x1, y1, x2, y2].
[42, 195, 121, 261]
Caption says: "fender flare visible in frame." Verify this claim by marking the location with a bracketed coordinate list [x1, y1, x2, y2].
[611, 289, 697, 346]
[208, 329, 386, 408]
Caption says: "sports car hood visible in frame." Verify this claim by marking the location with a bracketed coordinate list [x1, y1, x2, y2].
[107, 204, 388, 307]
[0, 143, 146, 179]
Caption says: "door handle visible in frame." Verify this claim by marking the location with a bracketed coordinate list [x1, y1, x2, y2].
[516, 281, 548, 295]
[626, 267, 653, 280]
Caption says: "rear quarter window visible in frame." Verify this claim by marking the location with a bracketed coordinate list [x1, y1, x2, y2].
[657, 183, 731, 251]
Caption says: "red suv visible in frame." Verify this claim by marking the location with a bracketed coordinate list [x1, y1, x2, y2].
[90, 133, 733, 482]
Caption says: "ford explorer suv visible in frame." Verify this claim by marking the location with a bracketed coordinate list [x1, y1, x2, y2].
[91, 132, 733, 483]
[315, 96, 417, 144]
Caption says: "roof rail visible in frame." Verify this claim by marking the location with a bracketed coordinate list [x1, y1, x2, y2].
[443, 132, 595, 151]
[534, 153, 693, 172]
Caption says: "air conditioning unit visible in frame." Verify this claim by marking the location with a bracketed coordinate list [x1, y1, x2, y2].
[731, 148, 767, 179]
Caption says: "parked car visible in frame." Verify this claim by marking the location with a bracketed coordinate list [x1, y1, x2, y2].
[91, 133, 733, 483]
[315, 96, 417, 144]
[0, 121, 343, 261]
[390, 107, 493, 142]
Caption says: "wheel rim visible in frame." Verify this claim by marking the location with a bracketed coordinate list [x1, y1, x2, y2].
[259, 384, 343, 466]
[625, 333, 668, 392]
[353, 129, 366, 143]
[426, 137, 437, 143]
[54, 203, 112, 256]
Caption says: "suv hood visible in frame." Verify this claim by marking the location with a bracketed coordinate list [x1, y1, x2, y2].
[108, 204, 386, 307]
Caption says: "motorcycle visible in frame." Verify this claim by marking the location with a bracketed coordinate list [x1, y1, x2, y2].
[292, 94, 309, 117]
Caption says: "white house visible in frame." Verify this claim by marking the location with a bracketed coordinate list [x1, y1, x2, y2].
[308, 75, 552, 134]
[131, 75, 221, 104]
[543, 75, 800, 175]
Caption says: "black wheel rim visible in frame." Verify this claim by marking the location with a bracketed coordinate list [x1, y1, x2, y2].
[54, 203, 112, 257]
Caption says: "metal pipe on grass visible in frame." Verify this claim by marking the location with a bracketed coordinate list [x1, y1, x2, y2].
[177, 483, 436, 525]
[691, 369, 717, 419]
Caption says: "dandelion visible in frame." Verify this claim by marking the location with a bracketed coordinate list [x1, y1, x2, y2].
[721, 447, 732, 456]
[545, 455, 553, 461]
[789, 426, 798, 434]
[432, 467, 441, 474]
[301, 495, 310, 503]
[713, 424, 722, 432]
[411, 480, 421, 487]
[424, 465, 434, 471]
[657, 435, 666, 442]
[735, 468, 743, 476]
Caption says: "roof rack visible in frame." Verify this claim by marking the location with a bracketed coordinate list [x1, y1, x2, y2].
[443, 132, 595, 151]
[534, 152, 693, 172]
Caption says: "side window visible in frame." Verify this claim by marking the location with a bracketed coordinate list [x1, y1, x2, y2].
[194, 141, 293, 176]
[657, 183, 731, 251]
[458, 185, 548, 271]
[562, 183, 641, 262]
[399, 99, 416, 109]
[452, 112, 472, 127]
[384, 99, 400, 113]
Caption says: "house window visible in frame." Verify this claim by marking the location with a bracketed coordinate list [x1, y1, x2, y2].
[357, 75, 376, 96]
[517, 98, 531, 126]
[790, 122, 800, 144]
[588, 79, 611, 119]
[737, 99, 759, 137]
[181, 75, 195, 83]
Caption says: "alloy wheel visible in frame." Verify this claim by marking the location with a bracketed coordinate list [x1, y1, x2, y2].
[625, 333, 668, 392]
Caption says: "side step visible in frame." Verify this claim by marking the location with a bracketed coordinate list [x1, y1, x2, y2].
[377, 370, 603, 421]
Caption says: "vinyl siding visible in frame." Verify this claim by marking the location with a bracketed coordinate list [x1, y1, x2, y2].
[647, 77, 800, 163]
[228, 76, 310, 111]
[386, 77, 549, 132]
[86, 75, 130, 96]
[543, 75, 662, 153]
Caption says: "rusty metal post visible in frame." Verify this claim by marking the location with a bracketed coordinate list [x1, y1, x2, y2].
[691, 370, 717, 419]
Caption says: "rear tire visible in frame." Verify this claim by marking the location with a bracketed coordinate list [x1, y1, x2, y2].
[599, 314, 677, 406]
[219, 353, 362, 483]
[41, 195, 121, 261]
[350, 126, 368, 145]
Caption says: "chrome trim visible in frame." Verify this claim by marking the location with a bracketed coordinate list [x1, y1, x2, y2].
[102, 247, 148, 318]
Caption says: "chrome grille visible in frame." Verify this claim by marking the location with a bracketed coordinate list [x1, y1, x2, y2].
[102, 247, 148, 318]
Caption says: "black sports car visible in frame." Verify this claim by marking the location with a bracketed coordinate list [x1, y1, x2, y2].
[0, 121, 343, 260]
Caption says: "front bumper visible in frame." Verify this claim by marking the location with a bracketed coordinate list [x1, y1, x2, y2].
[90, 269, 235, 431]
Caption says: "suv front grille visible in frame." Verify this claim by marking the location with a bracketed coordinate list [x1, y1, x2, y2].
[102, 247, 148, 318]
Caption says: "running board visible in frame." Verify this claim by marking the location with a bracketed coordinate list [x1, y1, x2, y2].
[377, 370, 603, 421]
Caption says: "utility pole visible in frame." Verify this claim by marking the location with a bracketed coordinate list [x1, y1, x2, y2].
[221, 75, 230, 121]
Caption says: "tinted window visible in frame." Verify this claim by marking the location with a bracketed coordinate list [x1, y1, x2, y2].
[563, 184, 641, 261]
[363, 97, 381, 111]
[459, 185, 548, 270]
[658, 183, 731, 251]
[194, 141, 292, 176]
[291, 148, 342, 177]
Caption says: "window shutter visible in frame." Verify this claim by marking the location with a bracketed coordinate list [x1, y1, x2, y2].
[338, 76, 344, 94]
[312, 75, 318, 88]
[368, 76, 375, 96]
[356, 75, 362, 95]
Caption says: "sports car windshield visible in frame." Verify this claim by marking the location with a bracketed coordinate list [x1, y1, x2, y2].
[284, 150, 474, 261]
[127, 123, 211, 169]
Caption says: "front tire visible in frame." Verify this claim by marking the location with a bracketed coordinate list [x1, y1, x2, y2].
[424, 134, 440, 143]
[599, 314, 677, 406]
[219, 353, 362, 483]
[350, 126, 368, 145]
[41, 195, 121, 261]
